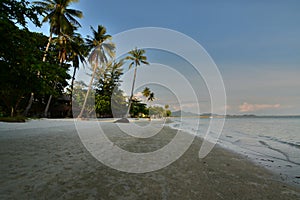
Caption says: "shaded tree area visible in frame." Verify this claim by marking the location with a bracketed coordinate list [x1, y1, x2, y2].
[0, 0, 70, 117]
[0, 1, 166, 120]
[130, 98, 148, 118]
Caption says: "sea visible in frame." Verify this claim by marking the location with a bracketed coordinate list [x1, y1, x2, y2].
[168, 117, 300, 186]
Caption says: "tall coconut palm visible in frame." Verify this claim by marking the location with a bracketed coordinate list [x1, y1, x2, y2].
[65, 33, 88, 117]
[68, 33, 88, 97]
[77, 25, 115, 118]
[44, 32, 87, 117]
[125, 48, 149, 117]
[43, 34, 68, 117]
[24, 0, 82, 117]
[34, 0, 83, 62]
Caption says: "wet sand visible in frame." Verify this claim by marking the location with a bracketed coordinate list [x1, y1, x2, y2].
[0, 119, 299, 199]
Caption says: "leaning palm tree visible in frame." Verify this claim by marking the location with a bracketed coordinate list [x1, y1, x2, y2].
[34, 0, 83, 62]
[125, 48, 149, 117]
[67, 33, 88, 97]
[77, 25, 115, 118]
[23, 0, 82, 116]
[65, 34, 88, 117]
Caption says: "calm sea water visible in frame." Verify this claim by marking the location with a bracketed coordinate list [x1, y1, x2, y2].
[169, 117, 300, 186]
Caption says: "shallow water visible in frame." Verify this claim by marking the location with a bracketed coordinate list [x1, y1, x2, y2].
[169, 117, 300, 186]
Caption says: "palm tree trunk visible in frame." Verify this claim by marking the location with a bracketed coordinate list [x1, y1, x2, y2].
[77, 62, 98, 118]
[44, 36, 63, 118]
[70, 66, 77, 96]
[67, 66, 77, 117]
[43, 31, 53, 62]
[126, 64, 138, 118]
[23, 92, 34, 116]
[24, 32, 53, 116]
[11, 107, 14, 117]
[44, 94, 53, 117]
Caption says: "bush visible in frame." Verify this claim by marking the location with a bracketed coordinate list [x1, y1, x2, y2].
[0, 116, 27, 123]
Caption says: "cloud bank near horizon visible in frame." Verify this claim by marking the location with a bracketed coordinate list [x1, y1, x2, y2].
[239, 102, 280, 112]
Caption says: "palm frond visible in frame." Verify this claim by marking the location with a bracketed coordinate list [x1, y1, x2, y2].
[141, 60, 149, 65]
[128, 62, 134, 69]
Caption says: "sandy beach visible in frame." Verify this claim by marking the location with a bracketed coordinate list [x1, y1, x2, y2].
[0, 119, 299, 199]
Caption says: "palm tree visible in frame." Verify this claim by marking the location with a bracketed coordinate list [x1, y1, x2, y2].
[34, 0, 83, 61]
[142, 87, 155, 102]
[142, 87, 150, 99]
[68, 33, 88, 98]
[43, 34, 68, 117]
[164, 104, 169, 118]
[77, 25, 115, 118]
[125, 48, 149, 117]
[148, 92, 155, 101]
[24, 0, 82, 116]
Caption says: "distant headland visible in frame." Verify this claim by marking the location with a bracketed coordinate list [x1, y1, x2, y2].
[171, 110, 300, 118]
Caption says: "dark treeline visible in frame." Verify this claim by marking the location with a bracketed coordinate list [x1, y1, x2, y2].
[0, 0, 171, 119]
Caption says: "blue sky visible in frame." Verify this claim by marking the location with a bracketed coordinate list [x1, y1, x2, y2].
[29, 0, 300, 115]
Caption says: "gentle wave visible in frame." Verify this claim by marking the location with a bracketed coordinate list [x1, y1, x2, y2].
[169, 117, 300, 186]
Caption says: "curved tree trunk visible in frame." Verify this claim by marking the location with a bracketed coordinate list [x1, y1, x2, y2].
[68, 66, 77, 117]
[24, 31, 53, 116]
[43, 33, 61, 117]
[43, 31, 53, 62]
[70, 66, 77, 97]
[10, 107, 14, 118]
[77, 62, 98, 118]
[23, 92, 34, 116]
[44, 94, 53, 117]
[126, 64, 138, 118]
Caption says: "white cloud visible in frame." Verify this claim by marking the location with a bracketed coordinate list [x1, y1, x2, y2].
[135, 92, 144, 100]
[239, 102, 280, 112]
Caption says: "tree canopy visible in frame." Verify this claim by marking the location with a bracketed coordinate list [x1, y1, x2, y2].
[0, 0, 170, 119]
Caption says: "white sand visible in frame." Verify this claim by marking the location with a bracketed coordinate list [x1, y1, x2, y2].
[0, 119, 299, 199]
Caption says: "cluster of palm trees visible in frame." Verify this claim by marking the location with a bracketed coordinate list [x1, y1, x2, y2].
[26, 0, 149, 119]
[24, 0, 85, 116]
[79, 46, 150, 119]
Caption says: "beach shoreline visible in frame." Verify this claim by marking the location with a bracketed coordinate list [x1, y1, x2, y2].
[0, 119, 299, 199]
[167, 117, 300, 187]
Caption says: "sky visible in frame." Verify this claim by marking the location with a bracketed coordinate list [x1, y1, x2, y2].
[28, 0, 300, 115]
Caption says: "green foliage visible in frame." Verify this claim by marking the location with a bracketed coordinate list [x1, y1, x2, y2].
[94, 61, 125, 117]
[142, 87, 155, 101]
[0, 2, 71, 117]
[0, 1, 161, 119]
[124, 48, 149, 117]
[148, 106, 172, 118]
[86, 25, 115, 66]
[149, 106, 164, 118]
[72, 81, 94, 116]
[34, 0, 83, 35]
[0, 0, 41, 27]
[0, 22, 40, 115]
[77, 24, 115, 118]
[72, 81, 87, 108]
[0, 116, 27, 123]
[125, 48, 149, 69]
[95, 95, 111, 117]
[111, 89, 127, 117]
[130, 99, 148, 118]
[166, 110, 172, 117]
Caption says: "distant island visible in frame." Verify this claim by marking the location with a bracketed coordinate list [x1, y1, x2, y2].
[171, 110, 300, 118]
